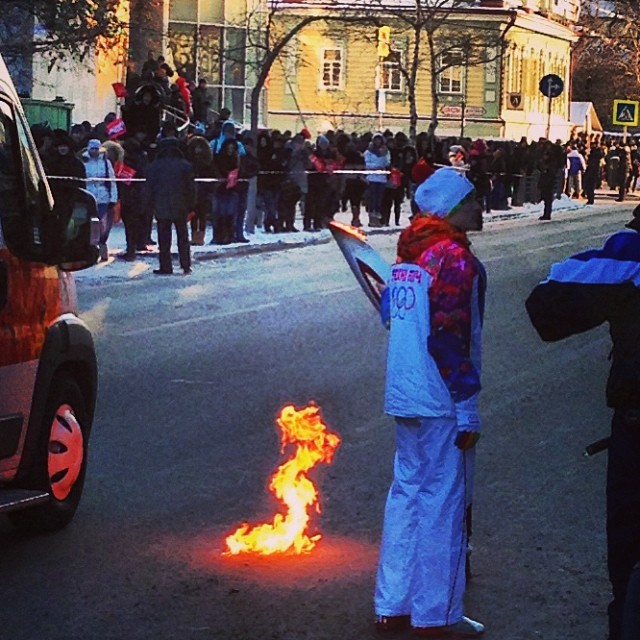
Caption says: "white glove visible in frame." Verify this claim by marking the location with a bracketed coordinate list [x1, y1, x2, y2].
[455, 398, 481, 450]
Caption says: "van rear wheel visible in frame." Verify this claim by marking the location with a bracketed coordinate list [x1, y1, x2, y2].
[9, 376, 89, 532]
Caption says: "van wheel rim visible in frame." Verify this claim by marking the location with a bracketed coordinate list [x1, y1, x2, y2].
[48, 404, 84, 501]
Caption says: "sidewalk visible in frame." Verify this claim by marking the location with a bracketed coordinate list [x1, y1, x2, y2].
[99, 188, 638, 266]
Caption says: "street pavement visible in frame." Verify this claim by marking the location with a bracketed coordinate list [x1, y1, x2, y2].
[2, 202, 634, 640]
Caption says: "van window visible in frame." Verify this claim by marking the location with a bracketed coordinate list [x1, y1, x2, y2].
[0, 100, 21, 222]
[15, 112, 44, 213]
[0, 97, 47, 258]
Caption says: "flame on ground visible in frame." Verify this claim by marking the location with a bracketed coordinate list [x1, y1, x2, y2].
[223, 403, 341, 556]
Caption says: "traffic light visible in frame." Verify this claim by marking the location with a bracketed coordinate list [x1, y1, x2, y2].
[377, 26, 391, 59]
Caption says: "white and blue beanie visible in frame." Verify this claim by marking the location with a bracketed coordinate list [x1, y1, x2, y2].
[413, 167, 475, 218]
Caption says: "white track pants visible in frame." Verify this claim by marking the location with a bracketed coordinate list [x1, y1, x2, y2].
[374, 416, 467, 627]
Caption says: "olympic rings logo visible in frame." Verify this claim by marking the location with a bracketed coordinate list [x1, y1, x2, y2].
[391, 285, 416, 319]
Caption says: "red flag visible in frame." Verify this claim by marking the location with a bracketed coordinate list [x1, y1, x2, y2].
[114, 161, 136, 185]
[112, 82, 128, 98]
[106, 118, 127, 140]
[226, 168, 239, 189]
[389, 167, 403, 187]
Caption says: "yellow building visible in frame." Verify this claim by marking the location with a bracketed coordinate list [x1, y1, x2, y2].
[125, 0, 579, 140]
[266, 1, 579, 140]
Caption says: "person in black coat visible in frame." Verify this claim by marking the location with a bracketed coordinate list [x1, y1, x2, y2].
[145, 138, 195, 275]
[584, 143, 605, 205]
[44, 130, 87, 194]
[122, 83, 162, 142]
[42, 131, 87, 244]
[526, 208, 640, 640]
[117, 138, 148, 261]
[186, 134, 215, 245]
[43, 129, 87, 229]
[537, 141, 562, 220]
[191, 78, 211, 125]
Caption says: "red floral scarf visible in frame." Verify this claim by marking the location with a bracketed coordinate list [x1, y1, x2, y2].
[396, 215, 470, 264]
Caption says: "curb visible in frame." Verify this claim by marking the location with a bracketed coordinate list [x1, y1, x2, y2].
[105, 193, 636, 264]
[192, 235, 332, 261]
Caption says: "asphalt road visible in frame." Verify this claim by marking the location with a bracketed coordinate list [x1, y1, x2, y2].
[1, 206, 629, 640]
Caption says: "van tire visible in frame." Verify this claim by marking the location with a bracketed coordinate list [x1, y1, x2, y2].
[9, 376, 90, 532]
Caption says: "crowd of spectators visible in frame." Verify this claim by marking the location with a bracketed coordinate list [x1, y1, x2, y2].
[27, 55, 640, 264]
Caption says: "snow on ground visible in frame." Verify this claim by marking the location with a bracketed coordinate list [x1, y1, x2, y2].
[73, 190, 635, 286]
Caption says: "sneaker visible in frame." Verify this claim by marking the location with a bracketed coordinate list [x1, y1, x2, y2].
[413, 616, 484, 638]
[153, 269, 173, 276]
[375, 615, 411, 633]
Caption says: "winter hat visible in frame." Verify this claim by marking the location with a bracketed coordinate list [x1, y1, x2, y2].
[87, 138, 102, 151]
[411, 157, 436, 186]
[413, 167, 475, 218]
[316, 135, 330, 149]
[469, 139, 488, 157]
[52, 129, 73, 148]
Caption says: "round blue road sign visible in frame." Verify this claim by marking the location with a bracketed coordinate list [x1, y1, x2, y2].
[539, 74, 564, 99]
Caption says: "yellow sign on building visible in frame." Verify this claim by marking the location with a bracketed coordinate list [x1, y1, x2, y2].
[612, 99, 640, 127]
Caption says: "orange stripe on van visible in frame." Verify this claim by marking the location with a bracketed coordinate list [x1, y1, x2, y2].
[0, 249, 61, 367]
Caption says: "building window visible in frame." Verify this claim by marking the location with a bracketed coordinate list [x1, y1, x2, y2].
[438, 49, 464, 94]
[167, 0, 248, 124]
[322, 48, 343, 89]
[381, 50, 403, 92]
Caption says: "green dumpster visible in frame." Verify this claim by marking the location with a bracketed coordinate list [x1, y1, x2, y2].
[20, 98, 74, 131]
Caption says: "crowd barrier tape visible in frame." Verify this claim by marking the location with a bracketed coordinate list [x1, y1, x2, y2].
[46, 169, 391, 184]
[46, 163, 538, 184]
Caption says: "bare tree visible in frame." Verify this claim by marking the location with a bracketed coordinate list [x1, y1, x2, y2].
[0, 0, 130, 68]
[338, 1, 511, 142]
[241, 1, 377, 142]
[573, 0, 640, 130]
[215, 1, 372, 220]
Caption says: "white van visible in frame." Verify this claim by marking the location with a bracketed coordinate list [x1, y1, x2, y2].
[0, 51, 99, 531]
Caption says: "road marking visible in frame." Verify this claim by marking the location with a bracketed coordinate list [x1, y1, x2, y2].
[117, 302, 279, 336]
[317, 285, 358, 296]
[482, 232, 612, 263]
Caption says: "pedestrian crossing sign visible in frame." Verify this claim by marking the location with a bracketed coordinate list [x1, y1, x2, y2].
[613, 99, 639, 126]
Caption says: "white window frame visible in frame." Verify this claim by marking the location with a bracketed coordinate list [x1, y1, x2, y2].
[320, 47, 344, 90]
[438, 49, 464, 95]
[381, 49, 403, 93]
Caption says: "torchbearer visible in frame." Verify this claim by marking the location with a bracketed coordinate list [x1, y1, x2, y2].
[374, 167, 486, 638]
[526, 205, 640, 640]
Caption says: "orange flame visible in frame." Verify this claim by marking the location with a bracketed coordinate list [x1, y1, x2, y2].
[224, 403, 341, 556]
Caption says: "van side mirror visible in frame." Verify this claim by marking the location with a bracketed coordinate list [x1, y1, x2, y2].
[58, 188, 100, 271]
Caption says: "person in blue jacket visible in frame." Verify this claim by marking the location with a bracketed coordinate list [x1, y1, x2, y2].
[209, 120, 246, 156]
